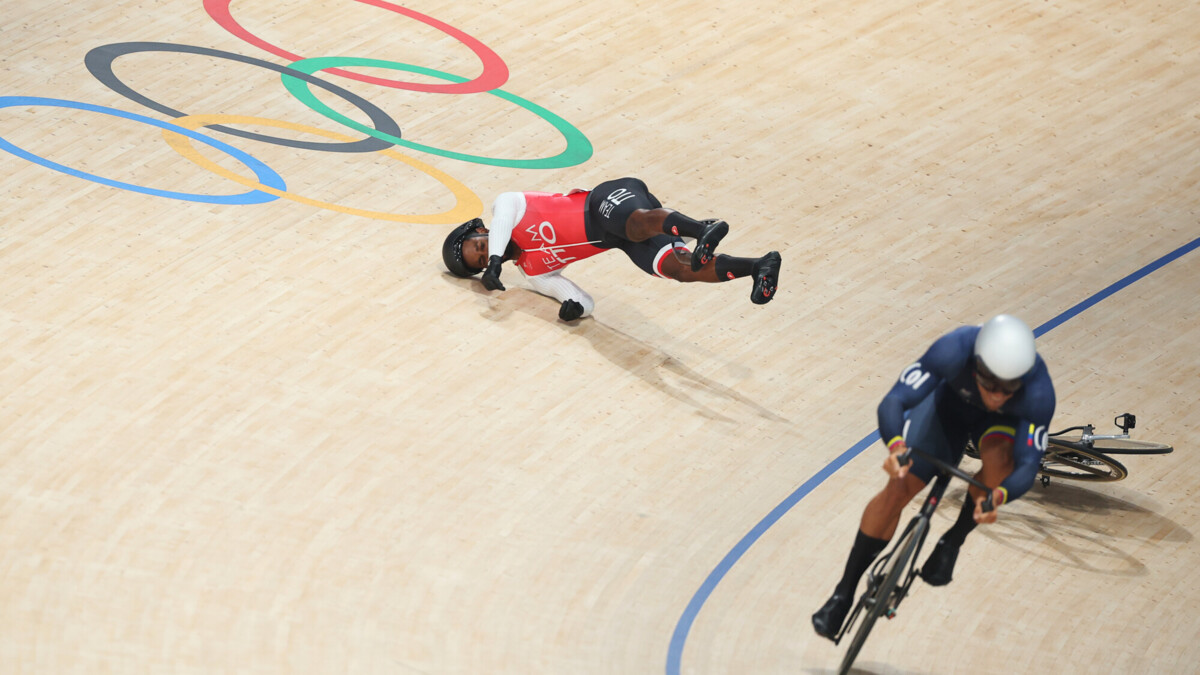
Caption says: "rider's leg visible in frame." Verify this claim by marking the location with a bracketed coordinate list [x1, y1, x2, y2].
[588, 178, 725, 260]
[625, 208, 716, 241]
[658, 248, 719, 282]
[625, 207, 727, 270]
[656, 240, 781, 304]
[942, 433, 1015, 547]
[836, 472, 926, 596]
[624, 208, 671, 241]
[921, 432, 1014, 586]
[861, 472, 928, 540]
[813, 472, 925, 639]
[625, 206, 780, 298]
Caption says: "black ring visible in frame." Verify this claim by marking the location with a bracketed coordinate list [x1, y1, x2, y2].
[85, 41, 402, 153]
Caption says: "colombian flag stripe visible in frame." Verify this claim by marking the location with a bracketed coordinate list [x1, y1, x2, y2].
[980, 425, 1016, 445]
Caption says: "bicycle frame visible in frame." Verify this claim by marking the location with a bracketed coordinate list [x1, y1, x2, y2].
[831, 449, 995, 675]
[1037, 412, 1175, 484]
[1049, 412, 1136, 449]
[833, 449, 995, 675]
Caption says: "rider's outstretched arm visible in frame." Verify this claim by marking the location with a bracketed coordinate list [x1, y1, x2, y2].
[524, 270, 595, 319]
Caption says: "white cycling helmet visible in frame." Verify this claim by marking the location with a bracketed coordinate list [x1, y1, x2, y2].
[974, 314, 1037, 381]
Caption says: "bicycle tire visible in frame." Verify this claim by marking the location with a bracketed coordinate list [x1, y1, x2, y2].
[1048, 435, 1173, 456]
[1040, 443, 1128, 482]
[838, 518, 928, 675]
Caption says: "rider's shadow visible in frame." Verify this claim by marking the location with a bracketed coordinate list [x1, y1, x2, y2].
[939, 480, 1191, 576]
[464, 282, 789, 424]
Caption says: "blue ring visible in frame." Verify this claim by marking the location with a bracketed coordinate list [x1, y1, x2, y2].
[0, 96, 285, 204]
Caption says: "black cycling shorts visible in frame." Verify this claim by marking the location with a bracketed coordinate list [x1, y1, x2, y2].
[904, 389, 1020, 484]
[585, 177, 686, 278]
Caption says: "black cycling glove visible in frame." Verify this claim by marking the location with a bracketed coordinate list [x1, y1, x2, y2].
[558, 299, 585, 321]
[480, 255, 505, 291]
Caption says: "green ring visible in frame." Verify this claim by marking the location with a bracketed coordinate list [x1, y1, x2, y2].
[282, 57, 592, 169]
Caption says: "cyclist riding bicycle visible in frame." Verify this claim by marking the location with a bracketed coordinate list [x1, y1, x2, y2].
[812, 314, 1056, 640]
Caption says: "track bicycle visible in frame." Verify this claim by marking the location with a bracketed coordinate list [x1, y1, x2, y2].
[964, 413, 1174, 486]
[832, 447, 992, 675]
[832, 416, 1172, 672]
[1036, 413, 1173, 485]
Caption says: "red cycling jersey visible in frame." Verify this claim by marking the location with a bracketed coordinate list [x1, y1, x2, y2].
[509, 191, 607, 276]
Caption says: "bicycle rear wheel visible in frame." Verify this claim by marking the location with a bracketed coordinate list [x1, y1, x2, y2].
[838, 518, 927, 675]
[1040, 443, 1128, 481]
[1049, 435, 1173, 456]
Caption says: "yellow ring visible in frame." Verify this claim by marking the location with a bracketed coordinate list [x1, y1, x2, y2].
[161, 114, 482, 224]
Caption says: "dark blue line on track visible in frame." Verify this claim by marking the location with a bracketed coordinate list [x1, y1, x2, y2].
[666, 234, 1200, 675]
[1034, 236, 1200, 337]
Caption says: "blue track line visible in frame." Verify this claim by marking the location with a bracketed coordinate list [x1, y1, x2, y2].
[666, 234, 1200, 675]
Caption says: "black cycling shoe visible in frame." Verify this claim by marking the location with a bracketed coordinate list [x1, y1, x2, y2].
[812, 592, 852, 641]
[750, 251, 781, 305]
[690, 219, 729, 271]
[919, 538, 960, 587]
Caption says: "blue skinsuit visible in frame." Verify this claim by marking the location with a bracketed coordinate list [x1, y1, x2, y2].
[876, 326, 1056, 502]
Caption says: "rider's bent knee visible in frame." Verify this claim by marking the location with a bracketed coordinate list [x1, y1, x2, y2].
[978, 431, 1016, 480]
[659, 256, 690, 281]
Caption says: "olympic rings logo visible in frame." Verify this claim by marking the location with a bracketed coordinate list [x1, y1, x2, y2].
[0, 0, 593, 224]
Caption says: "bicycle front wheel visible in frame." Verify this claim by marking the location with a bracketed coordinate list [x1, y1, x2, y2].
[1040, 443, 1128, 482]
[838, 518, 927, 675]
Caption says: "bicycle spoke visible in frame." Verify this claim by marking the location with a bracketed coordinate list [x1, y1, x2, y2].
[1050, 455, 1113, 477]
[1040, 446, 1127, 482]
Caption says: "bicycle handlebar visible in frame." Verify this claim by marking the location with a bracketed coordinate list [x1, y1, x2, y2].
[898, 447, 995, 513]
[1049, 424, 1092, 436]
[1052, 412, 1137, 438]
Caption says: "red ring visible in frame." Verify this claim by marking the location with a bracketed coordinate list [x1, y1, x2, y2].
[204, 0, 509, 93]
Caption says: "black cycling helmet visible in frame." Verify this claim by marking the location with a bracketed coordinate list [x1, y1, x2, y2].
[442, 218, 486, 278]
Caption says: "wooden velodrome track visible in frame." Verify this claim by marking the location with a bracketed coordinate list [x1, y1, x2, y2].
[2, 0, 1198, 672]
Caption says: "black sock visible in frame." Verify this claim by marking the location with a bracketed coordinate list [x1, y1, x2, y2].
[714, 254, 756, 280]
[940, 494, 978, 547]
[834, 530, 889, 597]
[662, 211, 705, 238]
